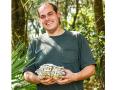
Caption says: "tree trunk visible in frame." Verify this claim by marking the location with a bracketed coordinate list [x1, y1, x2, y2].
[12, 0, 27, 48]
[94, 0, 105, 90]
[94, 0, 105, 32]
[71, 0, 79, 29]
[64, 0, 68, 20]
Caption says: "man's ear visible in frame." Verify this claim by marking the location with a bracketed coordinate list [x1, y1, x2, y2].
[57, 11, 61, 18]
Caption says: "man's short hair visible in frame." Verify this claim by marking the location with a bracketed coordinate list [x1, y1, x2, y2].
[48, 3, 58, 13]
[37, 2, 58, 17]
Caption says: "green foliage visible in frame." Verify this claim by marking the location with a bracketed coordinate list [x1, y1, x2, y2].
[12, 43, 36, 90]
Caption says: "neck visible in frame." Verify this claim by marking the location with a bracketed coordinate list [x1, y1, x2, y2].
[46, 27, 64, 36]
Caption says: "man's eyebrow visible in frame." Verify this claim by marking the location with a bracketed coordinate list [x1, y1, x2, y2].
[48, 11, 55, 14]
[40, 11, 55, 16]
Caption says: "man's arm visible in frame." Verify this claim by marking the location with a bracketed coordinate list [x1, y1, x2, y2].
[56, 64, 95, 85]
[24, 71, 41, 84]
[24, 71, 56, 85]
[73, 64, 95, 81]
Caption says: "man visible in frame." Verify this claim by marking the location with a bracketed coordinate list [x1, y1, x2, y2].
[23, 2, 96, 90]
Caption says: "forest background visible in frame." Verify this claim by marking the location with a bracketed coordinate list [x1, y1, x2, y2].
[12, 0, 105, 90]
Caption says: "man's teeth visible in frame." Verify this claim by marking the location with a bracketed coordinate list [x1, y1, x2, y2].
[47, 22, 53, 25]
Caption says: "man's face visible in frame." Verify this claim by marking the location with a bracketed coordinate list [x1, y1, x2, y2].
[38, 4, 60, 32]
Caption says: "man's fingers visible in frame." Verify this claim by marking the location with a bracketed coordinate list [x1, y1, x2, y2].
[40, 78, 56, 85]
[57, 80, 69, 85]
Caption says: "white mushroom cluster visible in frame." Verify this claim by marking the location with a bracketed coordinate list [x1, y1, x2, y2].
[35, 63, 66, 79]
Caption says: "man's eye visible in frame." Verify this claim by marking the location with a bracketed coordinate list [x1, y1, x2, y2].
[40, 15, 46, 19]
[48, 12, 54, 16]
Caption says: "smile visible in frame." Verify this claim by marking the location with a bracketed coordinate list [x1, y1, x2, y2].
[46, 21, 54, 26]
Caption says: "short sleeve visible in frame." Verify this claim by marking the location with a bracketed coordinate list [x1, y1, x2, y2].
[23, 39, 37, 73]
[78, 34, 96, 69]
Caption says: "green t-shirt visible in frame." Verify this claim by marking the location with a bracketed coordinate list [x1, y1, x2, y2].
[24, 30, 95, 90]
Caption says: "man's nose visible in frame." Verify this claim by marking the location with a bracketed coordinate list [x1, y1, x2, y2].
[45, 15, 50, 20]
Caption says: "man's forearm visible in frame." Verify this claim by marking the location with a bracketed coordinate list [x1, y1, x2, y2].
[24, 71, 40, 84]
[73, 65, 95, 81]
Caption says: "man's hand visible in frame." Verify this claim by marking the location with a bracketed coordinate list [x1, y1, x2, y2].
[56, 65, 95, 85]
[39, 78, 56, 85]
[55, 69, 77, 85]
[24, 71, 56, 85]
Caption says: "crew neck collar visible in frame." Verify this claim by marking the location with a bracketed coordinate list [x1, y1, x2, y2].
[49, 30, 66, 38]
